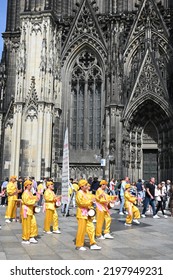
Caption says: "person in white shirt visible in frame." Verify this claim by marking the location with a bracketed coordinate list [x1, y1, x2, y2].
[161, 181, 167, 210]
[119, 177, 130, 215]
[166, 180, 171, 209]
[155, 183, 168, 218]
[109, 178, 116, 195]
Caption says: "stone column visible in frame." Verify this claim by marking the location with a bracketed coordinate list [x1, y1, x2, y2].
[42, 104, 53, 178]
[105, 108, 110, 180]
[36, 103, 44, 179]
[114, 106, 123, 179]
[10, 103, 22, 175]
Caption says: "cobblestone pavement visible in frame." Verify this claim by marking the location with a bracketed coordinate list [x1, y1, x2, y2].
[0, 205, 173, 260]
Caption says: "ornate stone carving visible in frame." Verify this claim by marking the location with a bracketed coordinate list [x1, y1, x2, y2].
[62, 0, 107, 66]
[137, 147, 142, 165]
[143, 122, 158, 144]
[131, 143, 136, 163]
[25, 77, 38, 121]
[25, 107, 37, 121]
[4, 99, 14, 128]
[110, 138, 116, 154]
[40, 37, 47, 72]
[16, 36, 26, 75]
[31, 22, 42, 35]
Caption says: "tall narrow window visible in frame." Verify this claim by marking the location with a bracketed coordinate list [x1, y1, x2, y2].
[71, 50, 103, 149]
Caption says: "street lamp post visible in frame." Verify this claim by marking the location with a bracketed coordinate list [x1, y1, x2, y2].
[95, 154, 114, 181]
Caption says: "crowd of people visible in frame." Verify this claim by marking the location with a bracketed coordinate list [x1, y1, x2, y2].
[0, 175, 173, 251]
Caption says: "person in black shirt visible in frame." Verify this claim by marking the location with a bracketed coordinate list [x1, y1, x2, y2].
[17, 177, 24, 199]
[90, 177, 100, 195]
[136, 179, 144, 206]
[141, 177, 159, 218]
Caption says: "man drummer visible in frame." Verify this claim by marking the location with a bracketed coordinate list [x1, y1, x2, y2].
[43, 181, 61, 234]
[21, 180, 39, 244]
[95, 180, 117, 239]
[75, 179, 101, 251]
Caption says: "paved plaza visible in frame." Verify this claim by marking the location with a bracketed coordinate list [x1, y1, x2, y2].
[0, 205, 173, 260]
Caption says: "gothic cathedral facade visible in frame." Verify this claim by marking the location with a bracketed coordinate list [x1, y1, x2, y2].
[0, 0, 173, 183]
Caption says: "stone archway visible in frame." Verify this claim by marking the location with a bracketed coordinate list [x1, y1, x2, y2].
[122, 99, 173, 182]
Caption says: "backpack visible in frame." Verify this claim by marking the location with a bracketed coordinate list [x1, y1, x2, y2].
[115, 181, 121, 190]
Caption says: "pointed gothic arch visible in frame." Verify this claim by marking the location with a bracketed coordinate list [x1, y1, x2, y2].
[122, 97, 173, 181]
[62, 44, 105, 151]
[123, 92, 172, 124]
[143, 121, 159, 144]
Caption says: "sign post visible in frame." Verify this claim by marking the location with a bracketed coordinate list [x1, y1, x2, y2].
[61, 128, 69, 215]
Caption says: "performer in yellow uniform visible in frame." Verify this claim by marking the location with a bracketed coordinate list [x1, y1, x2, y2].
[124, 184, 140, 226]
[95, 180, 117, 239]
[5, 176, 18, 223]
[43, 181, 61, 234]
[21, 180, 39, 244]
[86, 183, 97, 222]
[37, 180, 44, 206]
[75, 179, 101, 251]
[72, 179, 79, 207]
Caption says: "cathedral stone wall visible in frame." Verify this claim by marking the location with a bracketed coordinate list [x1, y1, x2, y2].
[0, 0, 173, 182]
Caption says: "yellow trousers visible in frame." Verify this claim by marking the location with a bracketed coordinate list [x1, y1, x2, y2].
[5, 196, 16, 219]
[95, 210, 111, 237]
[22, 215, 38, 240]
[126, 205, 140, 224]
[44, 209, 58, 232]
[76, 218, 96, 247]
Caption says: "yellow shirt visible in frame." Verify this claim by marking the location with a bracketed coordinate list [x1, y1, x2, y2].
[76, 190, 93, 219]
[22, 190, 37, 216]
[6, 182, 18, 201]
[95, 187, 115, 212]
[72, 183, 79, 192]
[44, 188, 56, 211]
[37, 183, 44, 194]
[124, 191, 137, 209]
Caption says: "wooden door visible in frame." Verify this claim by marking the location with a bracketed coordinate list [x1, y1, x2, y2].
[143, 149, 158, 181]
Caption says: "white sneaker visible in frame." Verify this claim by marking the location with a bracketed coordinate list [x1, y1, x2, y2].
[12, 219, 16, 222]
[164, 215, 168, 218]
[76, 247, 87, 251]
[21, 240, 30, 245]
[5, 219, 11, 223]
[119, 212, 124, 215]
[90, 244, 102, 250]
[29, 237, 38, 243]
[141, 214, 146, 218]
[104, 233, 114, 239]
[96, 235, 105, 240]
[44, 231, 52, 234]
[153, 214, 160, 219]
[133, 219, 140, 224]
[124, 223, 132, 226]
[53, 230, 61, 234]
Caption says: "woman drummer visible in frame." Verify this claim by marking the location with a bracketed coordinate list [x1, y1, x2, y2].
[21, 180, 39, 244]
[95, 180, 117, 240]
[43, 181, 61, 234]
[75, 179, 101, 251]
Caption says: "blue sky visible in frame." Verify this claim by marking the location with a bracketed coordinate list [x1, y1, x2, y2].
[0, 0, 7, 59]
